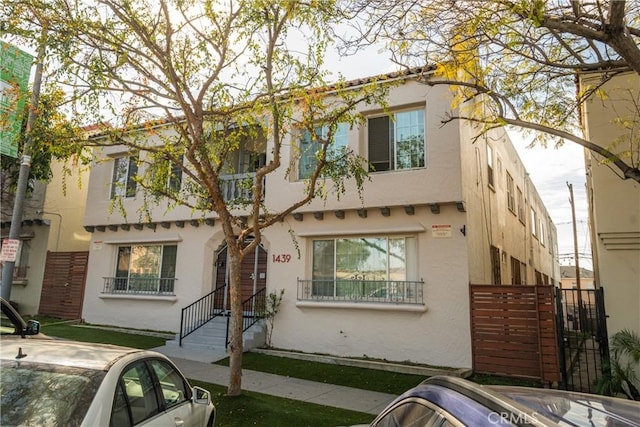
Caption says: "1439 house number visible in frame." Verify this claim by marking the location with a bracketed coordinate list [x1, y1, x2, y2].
[272, 254, 291, 263]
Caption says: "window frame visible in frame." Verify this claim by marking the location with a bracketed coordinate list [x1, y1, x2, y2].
[298, 122, 349, 180]
[367, 107, 426, 172]
[506, 172, 515, 213]
[114, 244, 178, 294]
[309, 235, 418, 300]
[111, 155, 138, 199]
[486, 145, 494, 189]
[516, 187, 525, 224]
[530, 208, 538, 238]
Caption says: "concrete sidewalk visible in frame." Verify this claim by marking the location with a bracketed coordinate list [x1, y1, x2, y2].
[153, 345, 396, 415]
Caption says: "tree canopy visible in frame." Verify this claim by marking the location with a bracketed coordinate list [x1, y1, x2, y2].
[344, 0, 640, 182]
[2, 0, 387, 395]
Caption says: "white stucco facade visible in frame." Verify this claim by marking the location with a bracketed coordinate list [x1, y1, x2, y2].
[81, 73, 558, 368]
[580, 71, 640, 337]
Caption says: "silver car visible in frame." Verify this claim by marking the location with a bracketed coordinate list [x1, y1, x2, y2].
[1, 298, 215, 427]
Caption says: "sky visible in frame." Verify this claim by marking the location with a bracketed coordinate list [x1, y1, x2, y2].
[322, 42, 593, 271]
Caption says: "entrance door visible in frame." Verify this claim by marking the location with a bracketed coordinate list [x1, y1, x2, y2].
[214, 243, 267, 310]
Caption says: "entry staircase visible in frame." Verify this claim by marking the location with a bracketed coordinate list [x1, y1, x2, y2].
[164, 285, 267, 354]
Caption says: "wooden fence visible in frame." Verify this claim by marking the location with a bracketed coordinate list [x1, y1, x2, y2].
[39, 251, 89, 319]
[470, 284, 560, 383]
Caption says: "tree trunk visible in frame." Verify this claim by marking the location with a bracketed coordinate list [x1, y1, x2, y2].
[226, 244, 244, 396]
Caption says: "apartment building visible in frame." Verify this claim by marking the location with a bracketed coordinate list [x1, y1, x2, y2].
[80, 69, 558, 368]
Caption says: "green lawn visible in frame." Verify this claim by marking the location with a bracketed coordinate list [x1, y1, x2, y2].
[216, 352, 426, 395]
[189, 380, 373, 427]
[39, 322, 167, 349]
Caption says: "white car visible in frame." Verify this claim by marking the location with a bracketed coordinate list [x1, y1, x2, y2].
[0, 299, 215, 427]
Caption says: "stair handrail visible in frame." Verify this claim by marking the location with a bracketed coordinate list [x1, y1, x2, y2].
[226, 287, 267, 348]
[179, 283, 227, 346]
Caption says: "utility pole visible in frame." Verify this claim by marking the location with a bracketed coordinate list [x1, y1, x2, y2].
[567, 182, 583, 329]
[1, 31, 47, 301]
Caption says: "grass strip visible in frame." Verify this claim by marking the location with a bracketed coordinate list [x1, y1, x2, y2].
[216, 352, 426, 395]
[189, 380, 374, 427]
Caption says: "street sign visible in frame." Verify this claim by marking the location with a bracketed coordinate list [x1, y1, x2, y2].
[0, 239, 20, 262]
[0, 42, 33, 158]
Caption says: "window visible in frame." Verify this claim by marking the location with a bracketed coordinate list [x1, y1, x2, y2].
[506, 173, 515, 213]
[111, 155, 138, 199]
[511, 256, 522, 284]
[168, 156, 183, 193]
[149, 359, 190, 409]
[311, 236, 417, 298]
[517, 187, 525, 223]
[374, 402, 436, 427]
[487, 145, 494, 188]
[530, 208, 537, 237]
[539, 220, 545, 246]
[115, 244, 177, 293]
[368, 109, 425, 172]
[490, 245, 501, 285]
[298, 123, 348, 179]
[117, 362, 160, 425]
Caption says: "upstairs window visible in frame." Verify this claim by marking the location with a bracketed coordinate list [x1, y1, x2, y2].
[368, 109, 425, 172]
[506, 172, 515, 213]
[530, 208, 537, 237]
[168, 155, 184, 193]
[111, 155, 138, 199]
[298, 123, 348, 180]
[517, 187, 525, 223]
[486, 145, 494, 188]
[539, 220, 545, 246]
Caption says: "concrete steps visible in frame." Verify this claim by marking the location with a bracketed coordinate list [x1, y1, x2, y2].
[164, 315, 266, 354]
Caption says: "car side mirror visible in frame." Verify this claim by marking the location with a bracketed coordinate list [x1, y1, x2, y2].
[26, 320, 40, 335]
[192, 386, 211, 405]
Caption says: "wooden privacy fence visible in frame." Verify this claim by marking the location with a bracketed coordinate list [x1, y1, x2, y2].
[39, 251, 89, 319]
[470, 284, 560, 383]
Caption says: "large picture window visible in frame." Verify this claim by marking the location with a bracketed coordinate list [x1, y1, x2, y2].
[298, 123, 348, 179]
[111, 155, 138, 199]
[310, 236, 418, 301]
[114, 244, 177, 293]
[368, 109, 425, 172]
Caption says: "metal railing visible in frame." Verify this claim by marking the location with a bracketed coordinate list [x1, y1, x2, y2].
[13, 266, 28, 280]
[102, 277, 176, 295]
[219, 173, 265, 202]
[226, 287, 267, 348]
[179, 284, 227, 346]
[297, 278, 424, 304]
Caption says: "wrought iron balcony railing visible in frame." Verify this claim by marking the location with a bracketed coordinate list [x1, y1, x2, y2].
[103, 277, 176, 295]
[219, 173, 265, 203]
[297, 278, 424, 304]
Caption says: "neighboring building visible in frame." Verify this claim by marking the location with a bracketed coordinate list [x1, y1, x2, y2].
[580, 71, 640, 337]
[559, 265, 595, 291]
[81, 69, 558, 369]
[1, 173, 50, 315]
[1, 156, 91, 316]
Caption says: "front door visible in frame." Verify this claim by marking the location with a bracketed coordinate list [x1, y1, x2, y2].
[214, 243, 267, 310]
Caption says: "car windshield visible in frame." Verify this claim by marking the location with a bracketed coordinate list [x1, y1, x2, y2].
[1, 360, 106, 427]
